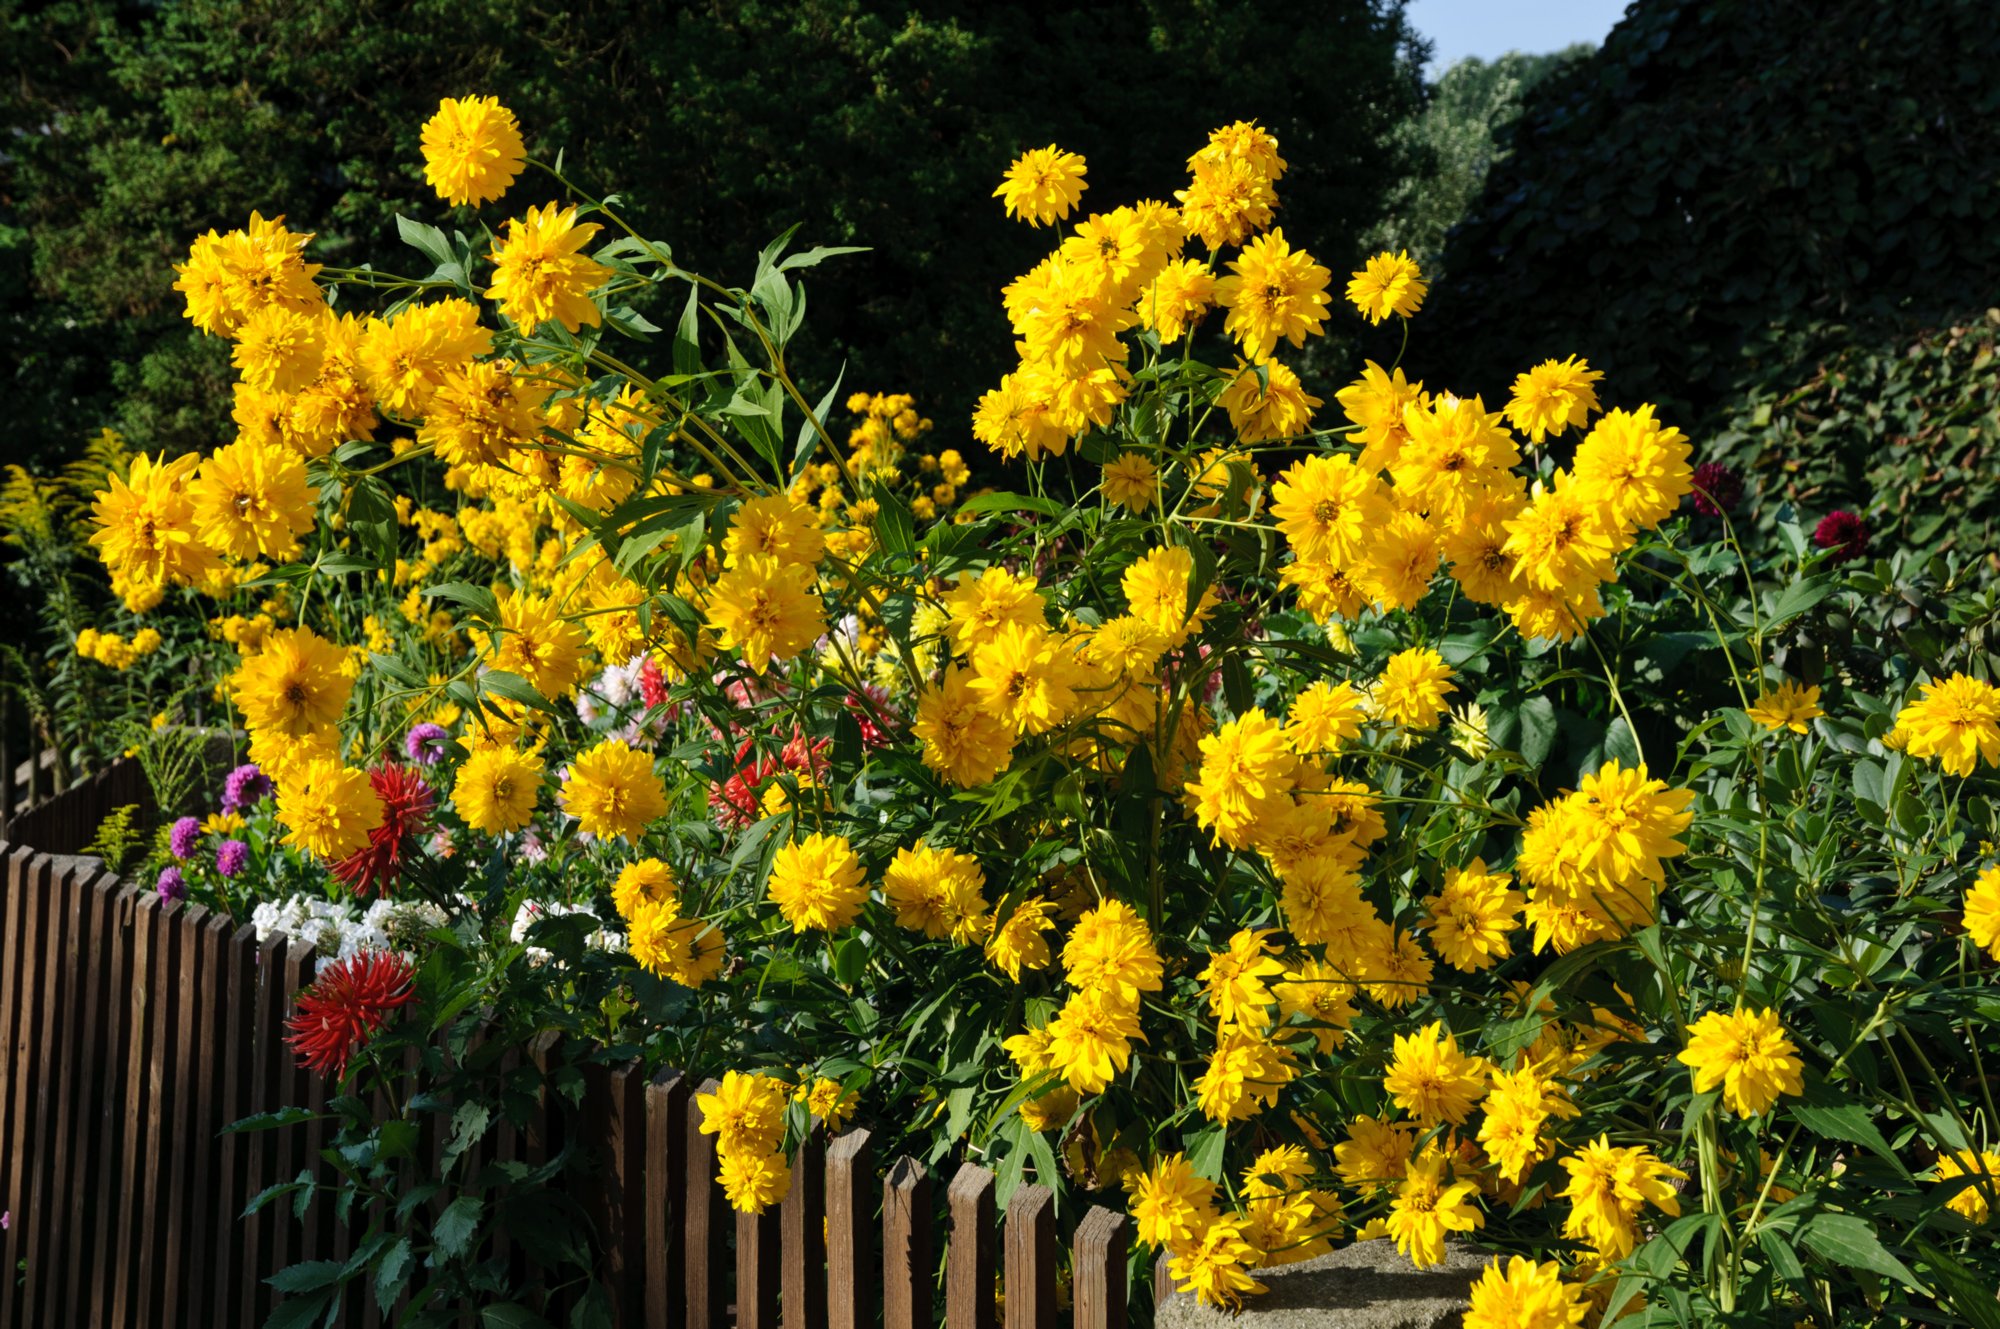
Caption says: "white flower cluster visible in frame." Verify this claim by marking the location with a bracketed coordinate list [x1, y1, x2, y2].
[250, 894, 450, 973]
[509, 899, 625, 966]
[575, 653, 674, 743]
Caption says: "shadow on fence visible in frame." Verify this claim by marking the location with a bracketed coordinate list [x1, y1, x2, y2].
[0, 790, 1139, 1327]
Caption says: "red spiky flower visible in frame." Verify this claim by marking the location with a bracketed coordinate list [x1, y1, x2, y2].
[285, 951, 415, 1077]
[709, 734, 775, 830]
[638, 655, 671, 709]
[331, 764, 436, 897]
[1812, 509, 1870, 564]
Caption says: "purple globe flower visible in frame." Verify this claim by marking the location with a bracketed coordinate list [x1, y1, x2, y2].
[156, 866, 187, 904]
[222, 763, 272, 813]
[168, 815, 202, 860]
[404, 722, 449, 766]
[216, 839, 249, 879]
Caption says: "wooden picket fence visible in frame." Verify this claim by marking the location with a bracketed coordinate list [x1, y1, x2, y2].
[0, 827, 1145, 1326]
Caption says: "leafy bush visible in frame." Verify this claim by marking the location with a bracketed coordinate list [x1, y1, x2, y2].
[1427, 0, 2000, 559]
[28, 88, 2000, 1329]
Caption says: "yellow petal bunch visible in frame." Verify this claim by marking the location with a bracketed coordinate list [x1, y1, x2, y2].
[614, 858, 724, 990]
[695, 1071, 791, 1214]
[1515, 760, 1694, 954]
[1135, 1144, 1340, 1310]
[1677, 1007, 1805, 1116]
[705, 497, 829, 673]
[420, 95, 526, 207]
[1893, 672, 2000, 776]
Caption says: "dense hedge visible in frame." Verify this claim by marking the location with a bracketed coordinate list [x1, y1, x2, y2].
[1429, 0, 2000, 511]
[0, 0, 1424, 471]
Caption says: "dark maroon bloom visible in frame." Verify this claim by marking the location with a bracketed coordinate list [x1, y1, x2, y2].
[1813, 510, 1870, 564]
[331, 765, 436, 897]
[1691, 461, 1743, 516]
[285, 952, 415, 1077]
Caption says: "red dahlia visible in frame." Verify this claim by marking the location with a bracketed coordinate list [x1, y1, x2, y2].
[285, 951, 415, 1077]
[709, 734, 774, 830]
[638, 655, 671, 709]
[1812, 509, 1869, 564]
[1690, 461, 1743, 516]
[331, 764, 436, 897]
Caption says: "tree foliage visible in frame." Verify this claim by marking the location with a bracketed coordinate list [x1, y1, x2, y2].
[0, 0, 1425, 471]
[1430, 0, 2000, 446]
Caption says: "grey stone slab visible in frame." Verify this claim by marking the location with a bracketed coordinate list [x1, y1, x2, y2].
[1156, 1238, 1485, 1329]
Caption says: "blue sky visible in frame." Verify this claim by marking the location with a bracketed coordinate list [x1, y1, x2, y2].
[1406, 0, 1632, 75]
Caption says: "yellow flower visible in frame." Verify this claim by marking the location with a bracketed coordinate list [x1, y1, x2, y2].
[1678, 1007, 1804, 1116]
[1478, 1066, 1565, 1185]
[798, 1077, 859, 1132]
[1176, 158, 1277, 251]
[1214, 229, 1332, 361]
[970, 622, 1078, 735]
[1130, 1152, 1217, 1251]
[1166, 1219, 1267, 1310]
[1558, 1136, 1684, 1258]
[1190, 119, 1287, 182]
[993, 145, 1087, 226]
[879, 841, 988, 943]
[230, 626, 353, 739]
[718, 1149, 791, 1215]
[1422, 859, 1524, 972]
[1217, 359, 1321, 443]
[1060, 899, 1163, 1010]
[1894, 673, 2000, 776]
[172, 213, 324, 337]
[1335, 361, 1423, 472]
[1464, 1255, 1591, 1329]
[724, 495, 825, 568]
[230, 303, 325, 394]
[1382, 1021, 1490, 1127]
[985, 896, 1056, 980]
[705, 554, 827, 673]
[1571, 405, 1693, 532]
[1188, 709, 1299, 849]
[696, 1070, 788, 1156]
[420, 95, 526, 207]
[1122, 545, 1216, 648]
[767, 832, 868, 933]
[611, 857, 678, 923]
[489, 591, 589, 699]
[1283, 680, 1365, 753]
[419, 358, 549, 469]
[487, 202, 611, 333]
[1195, 1027, 1295, 1122]
[1931, 1149, 2000, 1224]
[1138, 259, 1218, 343]
[1393, 394, 1520, 523]
[452, 746, 543, 835]
[357, 300, 493, 417]
[1334, 1116, 1413, 1195]
[1100, 452, 1159, 512]
[559, 739, 666, 843]
[1385, 1147, 1483, 1267]
[972, 365, 1070, 462]
[1374, 647, 1456, 731]
[1504, 356, 1604, 444]
[1501, 470, 1621, 597]
[1746, 680, 1824, 734]
[1358, 927, 1434, 1009]
[913, 664, 1016, 787]
[1199, 928, 1286, 1027]
[1571, 760, 1695, 886]
[1965, 864, 2000, 961]
[276, 759, 383, 861]
[1018, 261, 1135, 375]
[1271, 958, 1356, 1054]
[89, 451, 222, 607]
[1045, 989, 1142, 1095]
[940, 565, 1047, 656]
[1345, 249, 1427, 324]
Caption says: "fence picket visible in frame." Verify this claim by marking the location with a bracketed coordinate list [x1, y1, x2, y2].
[946, 1163, 997, 1329]
[645, 1070, 690, 1329]
[737, 1202, 782, 1329]
[214, 923, 258, 1325]
[1072, 1207, 1130, 1329]
[1004, 1183, 1055, 1329]
[882, 1156, 932, 1329]
[17, 855, 69, 1329]
[825, 1128, 873, 1329]
[781, 1123, 827, 1329]
[685, 1078, 728, 1329]
[86, 879, 140, 1328]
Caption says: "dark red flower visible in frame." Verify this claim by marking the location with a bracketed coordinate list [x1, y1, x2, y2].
[638, 655, 671, 709]
[1812, 509, 1870, 564]
[780, 726, 831, 778]
[285, 952, 415, 1077]
[331, 764, 436, 897]
[1690, 461, 1743, 517]
[709, 734, 775, 830]
[844, 686, 899, 749]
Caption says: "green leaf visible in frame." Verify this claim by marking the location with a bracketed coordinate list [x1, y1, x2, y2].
[423, 581, 500, 623]
[875, 493, 915, 558]
[266, 1259, 349, 1293]
[480, 1306, 554, 1329]
[1764, 577, 1834, 627]
[793, 365, 845, 477]
[226, 1106, 321, 1133]
[777, 244, 869, 272]
[1797, 1212, 1923, 1290]
[395, 214, 452, 268]
[261, 1292, 335, 1329]
[433, 1195, 484, 1262]
[480, 670, 558, 714]
[373, 1237, 413, 1313]
[1186, 1125, 1228, 1181]
[1791, 1076, 1910, 1177]
[443, 1101, 493, 1175]
[955, 491, 1065, 519]
[1912, 1239, 2000, 1329]
[1516, 695, 1558, 766]
[672, 285, 703, 379]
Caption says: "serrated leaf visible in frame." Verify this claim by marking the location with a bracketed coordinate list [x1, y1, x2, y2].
[1797, 1212, 1922, 1289]
[433, 1195, 483, 1262]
